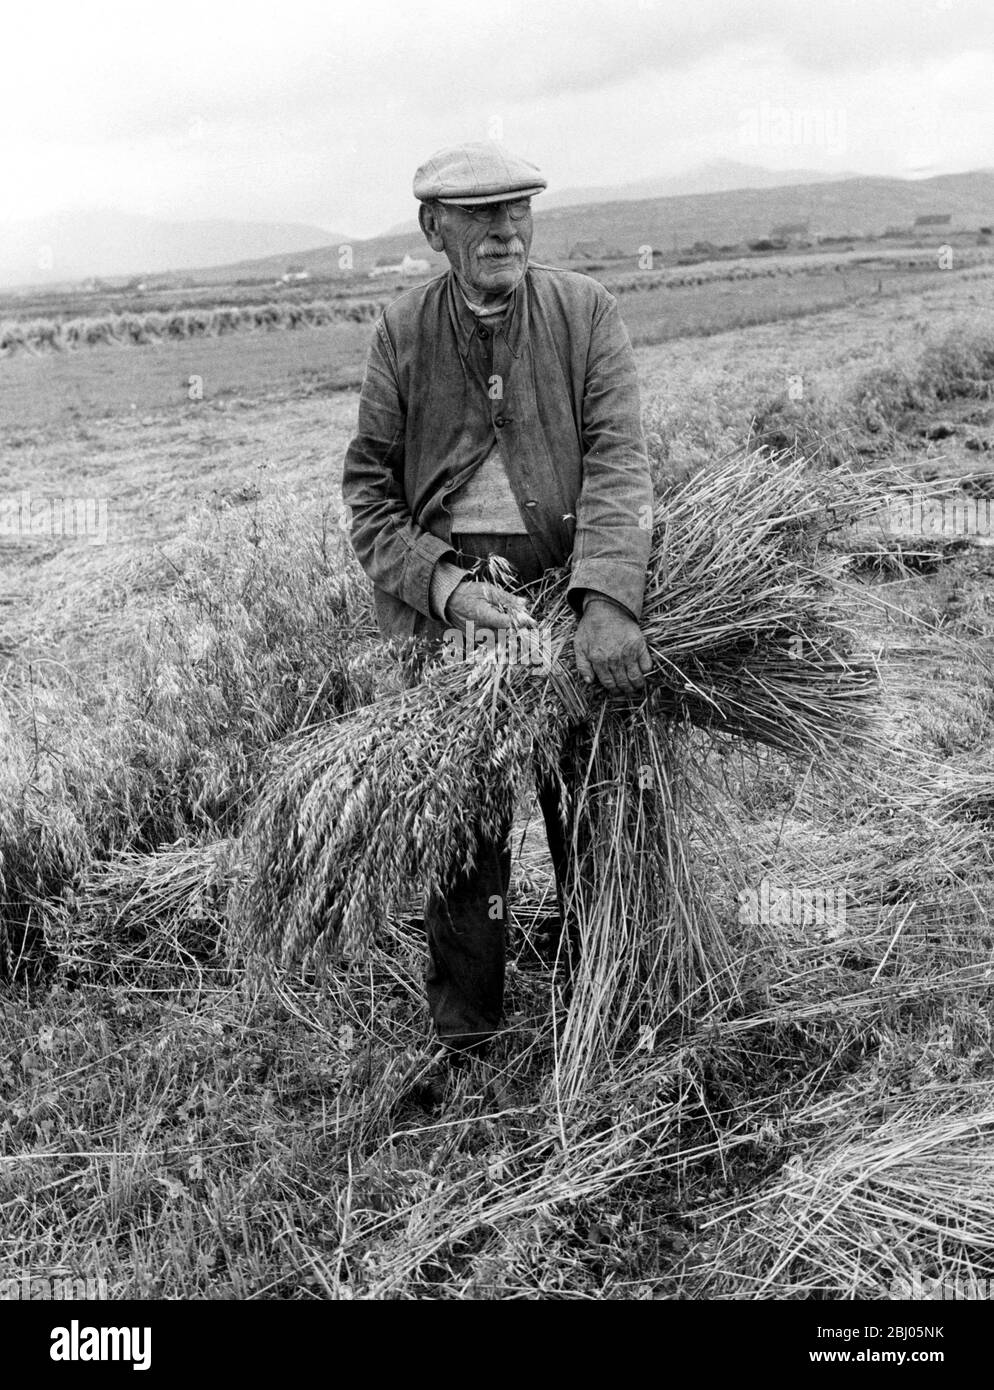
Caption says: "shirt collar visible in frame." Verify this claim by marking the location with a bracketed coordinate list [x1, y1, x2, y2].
[457, 283, 514, 319]
[447, 268, 528, 360]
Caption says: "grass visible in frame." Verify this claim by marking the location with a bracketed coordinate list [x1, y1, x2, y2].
[0, 326, 373, 436]
[697, 1081, 994, 1298]
[2, 266, 994, 1299]
[0, 498, 386, 977]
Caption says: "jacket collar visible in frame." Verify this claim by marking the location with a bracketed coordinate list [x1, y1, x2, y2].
[446, 267, 529, 360]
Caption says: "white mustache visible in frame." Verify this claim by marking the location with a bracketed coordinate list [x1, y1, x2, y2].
[477, 238, 525, 258]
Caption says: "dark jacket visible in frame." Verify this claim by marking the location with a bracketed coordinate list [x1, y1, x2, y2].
[342, 261, 652, 641]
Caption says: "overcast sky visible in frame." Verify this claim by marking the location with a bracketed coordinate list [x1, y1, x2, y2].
[5, 0, 994, 237]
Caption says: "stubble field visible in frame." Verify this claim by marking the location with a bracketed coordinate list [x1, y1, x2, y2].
[2, 257, 994, 1299]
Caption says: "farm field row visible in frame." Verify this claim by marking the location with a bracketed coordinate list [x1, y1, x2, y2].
[3, 254, 994, 1300]
[2, 257, 987, 440]
[2, 264, 991, 687]
[4, 237, 987, 324]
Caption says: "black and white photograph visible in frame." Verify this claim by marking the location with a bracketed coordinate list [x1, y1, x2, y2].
[2, 0, 993, 1342]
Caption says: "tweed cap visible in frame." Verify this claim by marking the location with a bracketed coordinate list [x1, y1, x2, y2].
[413, 141, 547, 205]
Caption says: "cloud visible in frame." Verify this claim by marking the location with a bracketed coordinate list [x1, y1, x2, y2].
[3, 0, 994, 230]
[8, 0, 994, 143]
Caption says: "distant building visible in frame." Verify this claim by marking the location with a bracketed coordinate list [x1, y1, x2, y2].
[281, 266, 311, 283]
[769, 221, 810, 244]
[369, 252, 432, 278]
[913, 213, 952, 228]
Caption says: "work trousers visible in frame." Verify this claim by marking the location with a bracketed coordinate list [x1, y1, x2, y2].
[421, 532, 578, 1052]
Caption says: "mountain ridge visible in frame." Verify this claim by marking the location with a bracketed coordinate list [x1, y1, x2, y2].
[182, 167, 994, 286]
[0, 209, 348, 288]
[377, 160, 862, 237]
[3, 166, 992, 291]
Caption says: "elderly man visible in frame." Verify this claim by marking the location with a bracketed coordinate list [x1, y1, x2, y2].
[343, 140, 653, 1054]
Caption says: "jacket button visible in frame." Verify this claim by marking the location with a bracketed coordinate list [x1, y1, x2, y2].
[494, 415, 506, 428]
[524, 499, 538, 508]
[478, 328, 489, 340]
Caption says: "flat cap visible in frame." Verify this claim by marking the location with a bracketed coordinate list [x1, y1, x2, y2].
[413, 140, 547, 205]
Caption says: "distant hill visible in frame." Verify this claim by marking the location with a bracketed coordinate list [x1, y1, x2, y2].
[374, 161, 857, 238]
[538, 159, 862, 211]
[375, 163, 861, 241]
[0, 210, 346, 288]
[528, 168, 994, 259]
[6, 167, 993, 292]
[178, 168, 994, 288]
[379, 218, 423, 238]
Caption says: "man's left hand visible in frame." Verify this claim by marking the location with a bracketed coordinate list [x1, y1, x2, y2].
[574, 598, 652, 695]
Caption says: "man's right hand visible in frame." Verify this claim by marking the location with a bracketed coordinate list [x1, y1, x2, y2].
[445, 580, 537, 630]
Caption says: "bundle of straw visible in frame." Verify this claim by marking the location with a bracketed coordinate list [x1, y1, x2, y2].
[49, 837, 235, 980]
[549, 702, 749, 1104]
[697, 1083, 994, 1298]
[234, 452, 881, 984]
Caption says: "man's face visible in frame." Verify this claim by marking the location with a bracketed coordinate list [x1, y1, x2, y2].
[419, 199, 533, 301]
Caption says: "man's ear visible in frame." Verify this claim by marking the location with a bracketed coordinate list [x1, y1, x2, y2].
[419, 201, 445, 253]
